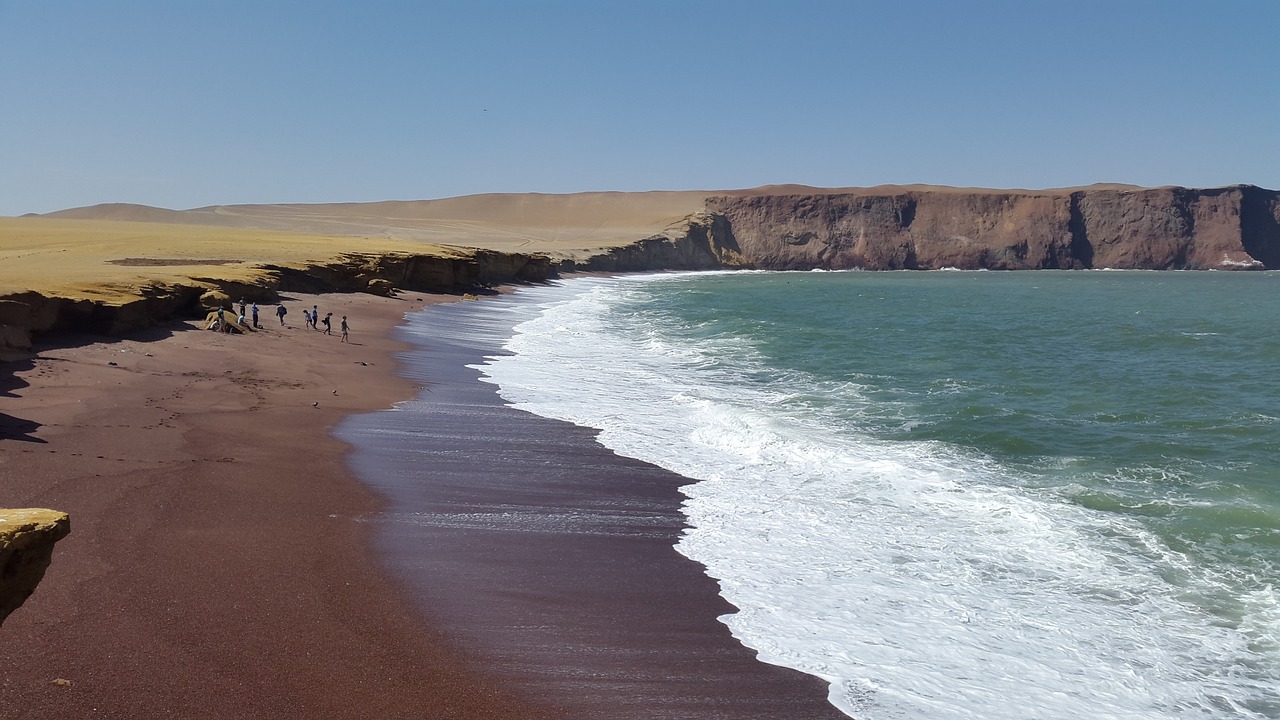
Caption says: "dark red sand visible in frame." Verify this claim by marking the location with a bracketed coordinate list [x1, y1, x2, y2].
[0, 292, 557, 719]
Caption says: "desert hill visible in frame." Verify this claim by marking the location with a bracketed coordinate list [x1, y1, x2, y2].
[43, 191, 714, 258]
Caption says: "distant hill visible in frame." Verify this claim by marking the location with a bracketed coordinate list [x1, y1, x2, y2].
[42, 191, 716, 254]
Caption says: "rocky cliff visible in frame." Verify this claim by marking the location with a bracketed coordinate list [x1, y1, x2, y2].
[565, 213, 748, 273]
[0, 509, 70, 626]
[698, 185, 1280, 271]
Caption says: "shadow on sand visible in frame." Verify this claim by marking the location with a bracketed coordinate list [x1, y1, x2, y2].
[1, 321, 201, 445]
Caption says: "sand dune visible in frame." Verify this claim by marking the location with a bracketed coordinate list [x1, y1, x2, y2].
[43, 191, 716, 256]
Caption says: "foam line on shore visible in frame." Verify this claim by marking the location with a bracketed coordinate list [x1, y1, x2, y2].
[339, 287, 848, 720]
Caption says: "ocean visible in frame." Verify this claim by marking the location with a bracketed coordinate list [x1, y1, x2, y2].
[453, 270, 1280, 719]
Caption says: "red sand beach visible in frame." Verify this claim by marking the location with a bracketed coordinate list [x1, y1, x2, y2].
[1, 288, 843, 719]
[0, 291, 557, 719]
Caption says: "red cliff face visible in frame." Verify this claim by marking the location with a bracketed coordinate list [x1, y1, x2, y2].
[704, 185, 1280, 271]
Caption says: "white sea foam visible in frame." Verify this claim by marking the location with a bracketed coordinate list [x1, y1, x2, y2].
[469, 275, 1280, 719]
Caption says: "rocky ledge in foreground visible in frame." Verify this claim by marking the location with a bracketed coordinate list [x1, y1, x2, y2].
[0, 509, 71, 626]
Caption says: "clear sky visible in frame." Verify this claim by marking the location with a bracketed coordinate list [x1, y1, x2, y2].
[1, 0, 1276, 215]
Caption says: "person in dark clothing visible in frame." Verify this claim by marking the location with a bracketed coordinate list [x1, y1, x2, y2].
[321, 312, 333, 335]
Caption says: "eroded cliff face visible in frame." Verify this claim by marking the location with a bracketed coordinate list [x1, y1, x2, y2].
[566, 213, 749, 273]
[704, 185, 1280, 271]
[0, 250, 553, 358]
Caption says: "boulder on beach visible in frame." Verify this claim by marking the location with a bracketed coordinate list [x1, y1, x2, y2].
[0, 508, 71, 627]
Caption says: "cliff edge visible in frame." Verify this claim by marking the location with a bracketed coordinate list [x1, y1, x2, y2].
[703, 184, 1280, 271]
[0, 508, 71, 626]
[0, 216, 556, 358]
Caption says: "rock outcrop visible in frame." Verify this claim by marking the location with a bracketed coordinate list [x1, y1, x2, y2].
[0, 508, 70, 626]
[699, 184, 1280, 271]
[565, 213, 748, 273]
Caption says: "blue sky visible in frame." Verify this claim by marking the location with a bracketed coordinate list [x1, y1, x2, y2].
[1, 1, 1276, 215]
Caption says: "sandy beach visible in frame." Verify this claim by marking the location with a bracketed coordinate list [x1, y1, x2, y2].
[1, 283, 845, 719]
[0, 290, 558, 719]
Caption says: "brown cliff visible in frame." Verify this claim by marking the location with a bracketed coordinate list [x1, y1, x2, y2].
[703, 184, 1280, 271]
[568, 213, 747, 273]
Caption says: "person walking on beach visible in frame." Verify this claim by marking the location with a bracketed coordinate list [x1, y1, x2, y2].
[312, 305, 320, 330]
[322, 312, 333, 335]
[302, 308, 312, 329]
[238, 298, 246, 318]
[251, 302, 260, 328]
[276, 303, 287, 326]
[340, 315, 349, 343]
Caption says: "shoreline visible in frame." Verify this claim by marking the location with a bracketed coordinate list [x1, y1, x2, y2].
[0, 290, 556, 718]
[341, 284, 847, 719]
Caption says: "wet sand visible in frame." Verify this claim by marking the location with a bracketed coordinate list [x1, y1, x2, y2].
[341, 293, 847, 719]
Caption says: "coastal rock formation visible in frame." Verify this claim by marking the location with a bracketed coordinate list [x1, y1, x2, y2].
[0, 508, 71, 626]
[568, 212, 748, 272]
[4, 184, 1278, 354]
[0, 249, 553, 357]
[700, 184, 1280, 271]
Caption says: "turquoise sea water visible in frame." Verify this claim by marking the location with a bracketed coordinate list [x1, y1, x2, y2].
[473, 270, 1280, 719]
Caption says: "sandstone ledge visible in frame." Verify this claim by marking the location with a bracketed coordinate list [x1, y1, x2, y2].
[0, 508, 71, 626]
[0, 248, 553, 358]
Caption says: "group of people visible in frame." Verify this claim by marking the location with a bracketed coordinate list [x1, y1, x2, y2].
[209, 299, 261, 333]
[276, 302, 350, 342]
[211, 298, 350, 342]
[209, 297, 350, 340]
